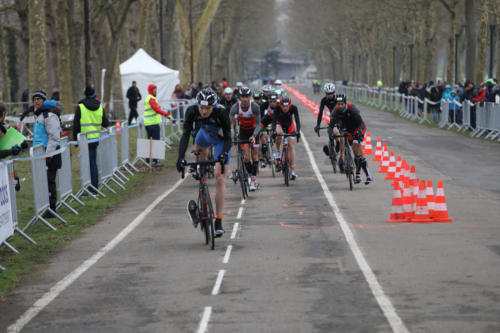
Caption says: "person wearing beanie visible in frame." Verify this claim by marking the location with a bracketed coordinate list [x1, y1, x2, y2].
[20, 89, 47, 121]
[31, 96, 63, 218]
[73, 86, 109, 194]
[143, 83, 173, 167]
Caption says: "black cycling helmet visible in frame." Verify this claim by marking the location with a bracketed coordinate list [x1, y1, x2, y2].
[253, 90, 263, 99]
[335, 94, 347, 103]
[239, 86, 251, 97]
[280, 94, 291, 107]
[269, 93, 278, 102]
[196, 87, 218, 106]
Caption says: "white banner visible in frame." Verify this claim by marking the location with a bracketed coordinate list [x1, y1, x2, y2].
[0, 162, 14, 245]
[136, 139, 166, 159]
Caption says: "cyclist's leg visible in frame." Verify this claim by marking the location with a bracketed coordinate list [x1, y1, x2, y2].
[334, 127, 344, 158]
[250, 138, 260, 188]
[275, 125, 284, 159]
[213, 138, 230, 235]
[240, 129, 253, 175]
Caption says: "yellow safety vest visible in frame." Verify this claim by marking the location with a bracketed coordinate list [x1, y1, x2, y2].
[144, 94, 162, 126]
[79, 103, 103, 140]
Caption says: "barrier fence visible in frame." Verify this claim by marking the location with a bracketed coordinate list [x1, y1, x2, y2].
[334, 83, 500, 141]
[0, 98, 195, 270]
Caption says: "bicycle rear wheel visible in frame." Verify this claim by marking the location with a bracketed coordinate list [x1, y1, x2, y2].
[329, 140, 337, 174]
[344, 144, 354, 191]
[283, 148, 289, 186]
[267, 138, 276, 177]
[200, 187, 212, 245]
[238, 156, 248, 199]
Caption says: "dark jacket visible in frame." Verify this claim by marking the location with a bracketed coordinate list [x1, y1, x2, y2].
[73, 98, 109, 141]
[126, 86, 142, 108]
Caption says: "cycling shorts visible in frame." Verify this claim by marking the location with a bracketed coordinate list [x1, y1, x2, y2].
[277, 121, 296, 135]
[261, 114, 274, 128]
[239, 128, 260, 147]
[346, 125, 366, 144]
[195, 128, 231, 165]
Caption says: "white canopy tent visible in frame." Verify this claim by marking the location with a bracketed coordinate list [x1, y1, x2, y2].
[120, 48, 179, 118]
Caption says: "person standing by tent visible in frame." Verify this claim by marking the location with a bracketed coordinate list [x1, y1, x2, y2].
[126, 81, 142, 125]
[73, 86, 109, 194]
[144, 83, 174, 167]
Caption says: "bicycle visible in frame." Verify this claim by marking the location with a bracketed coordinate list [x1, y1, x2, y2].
[181, 154, 221, 250]
[275, 132, 297, 186]
[231, 139, 250, 199]
[317, 127, 338, 174]
[333, 131, 355, 191]
[260, 128, 276, 177]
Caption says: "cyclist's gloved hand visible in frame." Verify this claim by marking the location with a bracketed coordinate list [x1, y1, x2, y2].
[296, 132, 301, 140]
[21, 141, 28, 150]
[271, 132, 277, 140]
[354, 131, 363, 142]
[11, 144, 21, 156]
[314, 126, 320, 137]
[176, 158, 185, 172]
[218, 152, 228, 165]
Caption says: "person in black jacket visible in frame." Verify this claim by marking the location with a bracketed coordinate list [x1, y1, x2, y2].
[126, 81, 142, 125]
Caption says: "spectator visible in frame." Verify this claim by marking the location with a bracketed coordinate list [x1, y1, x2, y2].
[172, 84, 188, 100]
[20, 89, 47, 121]
[21, 88, 29, 113]
[126, 81, 142, 125]
[73, 86, 109, 194]
[144, 83, 173, 167]
[448, 89, 462, 124]
[0, 102, 22, 159]
[462, 81, 477, 128]
[485, 78, 499, 103]
[188, 82, 199, 99]
[429, 81, 443, 123]
[472, 83, 486, 104]
[32, 97, 62, 218]
[51, 88, 60, 101]
[222, 78, 228, 88]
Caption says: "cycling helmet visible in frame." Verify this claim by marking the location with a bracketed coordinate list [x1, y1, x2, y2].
[239, 86, 251, 97]
[274, 79, 283, 85]
[269, 93, 278, 102]
[335, 94, 347, 103]
[280, 94, 291, 107]
[253, 90, 263, 99]
[223, 87, 233, 95]
[196, 87, 218, 106]
[262, 85, 271, 93]
[236, 81, 243, 87]
[323, 82, 336, 94]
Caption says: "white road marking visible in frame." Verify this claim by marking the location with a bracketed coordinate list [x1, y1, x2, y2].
[223, 245, 233, 264]
[237, 207, 244, 219]
[211, 270, 226, 295]
[240, 199, 246, 205]
[197, 306, 212, 333]
[301, 132, 410, 333]
[7, 178, 186, 333]
[230, 223, 239, 240]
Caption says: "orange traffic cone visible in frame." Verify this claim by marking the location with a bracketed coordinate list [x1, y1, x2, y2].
[379, 145, 390, 173]
[432, 181, 453, 222]
[402, 178, 414, 220]
[384, 152, 397, 180]
[372, 138, 382, 161]
[393, 156, 402, 182]
[426, 180, 435, 217]
[116, 119, 121, 134]
[411, 180, 433, 223]
[363, 132, 374, 155]
[387, 181, 408, 223]
[409, 165, 418, 206]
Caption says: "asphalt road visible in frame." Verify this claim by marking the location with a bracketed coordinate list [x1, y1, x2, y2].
[1, 84, 499, 333]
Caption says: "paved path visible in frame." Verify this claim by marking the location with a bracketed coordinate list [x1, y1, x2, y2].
[1, 84, 499, 333]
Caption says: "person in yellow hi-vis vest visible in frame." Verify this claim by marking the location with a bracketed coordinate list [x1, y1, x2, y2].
[144, 83, 173, 167]
[73, 86, 109, 194]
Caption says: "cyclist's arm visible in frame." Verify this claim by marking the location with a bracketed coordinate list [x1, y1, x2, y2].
[292, 106, 301, 134]
[220, 107, 232, 153]
[178, 107, 195, 159]
[229, 104, 238, 131]
[316, 97, 326, 127]
[349, 104, 364, 131]
[251, 103, 261, 138]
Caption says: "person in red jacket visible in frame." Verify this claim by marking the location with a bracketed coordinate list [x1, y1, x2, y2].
[143, 83, 173, 167]
[472, 83, 486, 104]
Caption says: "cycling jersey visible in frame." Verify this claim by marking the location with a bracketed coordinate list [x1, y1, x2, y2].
[179, 104, 231, 160]
[229, 101, 261, 137]
[220, 95, 237, 112]
[329, 103, 365, 134]
[272, 104, 301, 134]
[316, 96, 337, 127]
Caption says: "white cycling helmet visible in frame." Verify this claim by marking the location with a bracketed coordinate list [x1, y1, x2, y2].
[262, 85, 271, 93]
[274, 79, 282, 85]
[236, 81, 243, 87]
[223, 87, 233, 95]
[323, 82, 336, 94]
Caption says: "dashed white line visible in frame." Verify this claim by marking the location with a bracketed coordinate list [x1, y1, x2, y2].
[236, 207, 244, 219]
[240, 199, 246, 205]
[223, 245, 233, 264]
[301, 132, 409, 333]
[7, 178, 186, 333]
[230, 223, 239, 239]
[197, 306, 212, 333]
[211, 270, 226, 295]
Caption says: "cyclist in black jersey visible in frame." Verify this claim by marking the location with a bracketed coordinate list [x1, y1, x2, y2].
[327, 94, 373, 185]
[177, 88, 232, 236]
[259, 92, 278, 167]
[221, 87, 237, 112]
[314, 82, 337, 134]
[272, 94, 301, 180]
[253, 90, 263, 107]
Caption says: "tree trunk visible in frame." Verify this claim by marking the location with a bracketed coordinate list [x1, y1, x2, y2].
[28, 0, 48, 93]
[475, 0, 489, 83]
[67, 0, 84, 102]
[213, 3, 241, 81]
[465, 0, 477, 81]
[53, 0, 73, 112]
[496, 0, 500, 79]
[0, 24, 11, 102]
[440, 0, 459, 83]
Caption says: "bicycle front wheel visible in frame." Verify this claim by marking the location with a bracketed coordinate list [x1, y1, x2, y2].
[283, 148, 289, 186]
[206, 188, 215, 250]
[329, 141, 337, 174]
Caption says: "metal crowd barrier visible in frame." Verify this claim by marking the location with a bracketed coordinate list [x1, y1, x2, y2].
[97, 130, 125, 194]
[23, 144, 67, 233]
[337, 82, 500, 141]
[57, 137, 84, 215]
[120, 122, 138, 174]
[109, 126, 129, 184]
[75, 132, 105, 199]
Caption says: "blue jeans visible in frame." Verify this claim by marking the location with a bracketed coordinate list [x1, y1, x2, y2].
[89, 142, 99, 191]
[432, 107, 440, 123]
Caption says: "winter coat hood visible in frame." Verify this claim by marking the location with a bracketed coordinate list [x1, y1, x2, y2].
[148, 84, 157, 96]
[79, 97, 101, 111]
